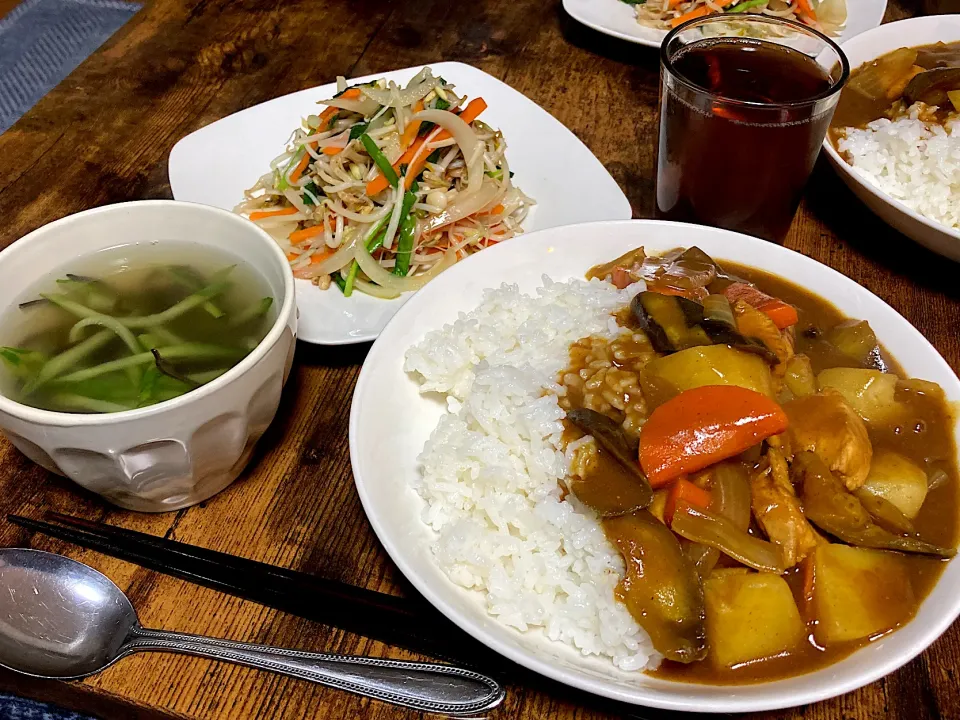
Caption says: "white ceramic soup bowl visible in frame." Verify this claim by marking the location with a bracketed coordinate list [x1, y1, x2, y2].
[822, 15, 960, 261]
[0, 201, 297, 512]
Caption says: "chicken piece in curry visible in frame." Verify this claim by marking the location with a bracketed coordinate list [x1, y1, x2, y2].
[559, 246, 958, 683]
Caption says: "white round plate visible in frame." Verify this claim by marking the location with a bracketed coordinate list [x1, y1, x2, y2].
[169, 62, 631, 345]
[562, 0, 887, 48]
[350, 219, 960, 713]
[823, 15, 960, 261]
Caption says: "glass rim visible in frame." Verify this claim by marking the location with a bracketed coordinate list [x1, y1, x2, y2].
[660, 14, 851, 111]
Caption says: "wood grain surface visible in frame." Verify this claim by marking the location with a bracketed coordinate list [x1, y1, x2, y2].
[1, 1, 958, 718]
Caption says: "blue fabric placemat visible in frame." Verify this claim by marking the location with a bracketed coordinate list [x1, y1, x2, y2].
[0, 0, 137, 712]
[0, 0, 141, 133]
[0, 693, 96, 720]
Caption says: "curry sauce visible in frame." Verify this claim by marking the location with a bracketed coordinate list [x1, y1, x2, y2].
[560, 252, 959, 684]
[829, 41, 960, 146]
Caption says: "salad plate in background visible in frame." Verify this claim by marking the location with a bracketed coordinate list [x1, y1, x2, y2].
[562, 0, 887, 49]
[169, 62, 631, 345]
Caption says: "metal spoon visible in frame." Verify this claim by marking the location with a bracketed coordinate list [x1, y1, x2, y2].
[0, 548, 504, 717]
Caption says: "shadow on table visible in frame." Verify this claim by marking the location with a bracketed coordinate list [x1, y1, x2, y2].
[557, 5, 661, 68]
[293, 339, 371, 369]
[234, 339, 370, 474]
[806, 158, 960, 301]
[545, 685, 728, 720]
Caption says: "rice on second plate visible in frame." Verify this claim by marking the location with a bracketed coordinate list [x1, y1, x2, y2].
[404, 277, 660, 671]
[836, 105, 960, 231]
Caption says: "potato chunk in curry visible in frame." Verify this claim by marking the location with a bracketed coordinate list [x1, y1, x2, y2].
[704, 569, 806, 668]
[817, 368, 899, 427]
[860, 450, 929, 520]
[811, 544, 915, 646]
[643, 344, 774, 399]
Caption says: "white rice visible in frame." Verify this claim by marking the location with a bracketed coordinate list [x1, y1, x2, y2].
[837, 103, 960, 231]
[403, 276, 661, 672]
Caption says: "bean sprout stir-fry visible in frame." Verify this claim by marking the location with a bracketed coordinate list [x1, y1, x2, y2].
[236, 68, 534, 299]
[631, 0, 847, 36]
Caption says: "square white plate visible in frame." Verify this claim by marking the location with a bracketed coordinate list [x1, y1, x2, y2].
[562, 0, 887, 48]
[169, 62, 631, 345]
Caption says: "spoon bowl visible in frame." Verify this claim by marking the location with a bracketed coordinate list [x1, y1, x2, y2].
[0, 548, 136, 678]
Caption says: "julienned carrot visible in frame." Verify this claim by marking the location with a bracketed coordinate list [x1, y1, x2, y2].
[249, 207, 298, 221]
[340, 88, 361, 100]
[671, 6, 709, 26]
[318, 106, 338, 130]
[289, 225, 325, 245]
[365, 97, 489, 196]
[322, 144, 344, 156]
[367, 152, 403, 195]
[664, 478, 712, 526]
[451, 97, 487, 129]
[306, 108, 341, 157]
[796, 0, 817, 20]
[399, 101, 487, 189]
[670, 0, 735, 27]
[639, 385, 788, 487]
[310, 250, 334, 265]
[401, 100, 425, 150]
[288, 153, 310, 184]
[401, 137, 435, 190]
[369, 137, 424, 194]
[285, 251, 300, 263]
[366, 135, 428, 195]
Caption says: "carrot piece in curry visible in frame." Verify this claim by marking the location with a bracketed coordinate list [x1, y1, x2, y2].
[664, 478, 713, 526]
[639, 385, 789, 487]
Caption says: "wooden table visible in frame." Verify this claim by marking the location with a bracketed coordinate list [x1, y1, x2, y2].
[1, 1, 957, 718]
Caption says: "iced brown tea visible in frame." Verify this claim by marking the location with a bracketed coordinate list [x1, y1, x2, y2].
[656, 16, 849, 243]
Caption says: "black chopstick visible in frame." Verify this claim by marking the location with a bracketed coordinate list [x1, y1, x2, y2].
[7, 513, 498, 668]
[17, 513, 418, 617]
[44, 512, 419, 614]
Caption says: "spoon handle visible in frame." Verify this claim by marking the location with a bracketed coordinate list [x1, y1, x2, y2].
[122, 626, 504, 717]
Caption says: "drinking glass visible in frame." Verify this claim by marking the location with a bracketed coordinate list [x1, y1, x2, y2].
[656, 15, 849, 244]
